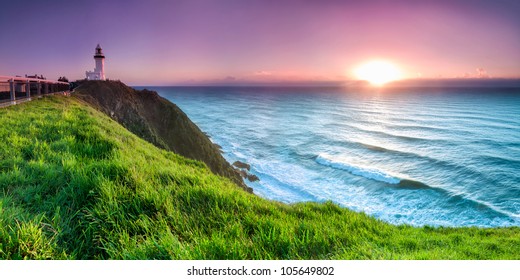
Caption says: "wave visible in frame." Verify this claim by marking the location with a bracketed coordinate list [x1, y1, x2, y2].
[315, 154, 401, 184]
[384, 123, 453, 134]
[398, 179, 432, 189]
[315, 154, 519, 221]
[249, 163, 321, 203]
[315, 153, 439, 190]
[342, 122, 446, 144]
[476, 154, 520, 168]
[357, 142, 408, 155]
[353, 141, 467, 171]
[334, 140, 497, 186]
[447, 193, 520, 220]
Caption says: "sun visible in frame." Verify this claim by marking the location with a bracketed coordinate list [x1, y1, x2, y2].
[354, 61, 402, 86]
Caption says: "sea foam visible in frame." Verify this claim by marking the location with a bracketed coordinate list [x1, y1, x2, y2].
[316, 154, 401, 184]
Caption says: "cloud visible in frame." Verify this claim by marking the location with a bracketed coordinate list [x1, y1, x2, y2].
[254, 71, 272, 76]
[476, 68, 489, 78]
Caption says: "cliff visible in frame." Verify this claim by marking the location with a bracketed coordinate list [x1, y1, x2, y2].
[74, 80, 250, 191]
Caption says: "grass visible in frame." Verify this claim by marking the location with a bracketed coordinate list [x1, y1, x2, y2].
[0, 96, 518, 259]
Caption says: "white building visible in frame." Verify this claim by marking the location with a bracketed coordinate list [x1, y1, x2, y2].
[85, 44, 106, 80]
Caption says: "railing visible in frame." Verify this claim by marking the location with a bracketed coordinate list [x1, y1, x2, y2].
[0, 75, 70, 107]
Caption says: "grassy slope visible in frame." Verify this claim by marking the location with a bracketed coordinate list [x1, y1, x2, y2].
[74, 80, 249, 191]
[0, 96, 518, 260]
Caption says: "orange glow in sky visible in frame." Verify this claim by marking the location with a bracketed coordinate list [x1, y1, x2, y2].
[1, 1, 519, 85]
[354, 61, 402, 86]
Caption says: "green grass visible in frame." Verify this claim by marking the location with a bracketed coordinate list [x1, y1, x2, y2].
[0, 96, 518, 259]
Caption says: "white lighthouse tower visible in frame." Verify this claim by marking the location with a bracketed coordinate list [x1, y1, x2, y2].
[85, 44, 106, 80]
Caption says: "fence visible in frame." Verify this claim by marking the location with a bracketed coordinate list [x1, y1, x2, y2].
[0, 75, 70, 107]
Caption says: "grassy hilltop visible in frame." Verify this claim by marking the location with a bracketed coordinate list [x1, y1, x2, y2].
[0, 90, 519, 259]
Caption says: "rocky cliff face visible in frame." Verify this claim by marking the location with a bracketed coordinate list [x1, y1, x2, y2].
[74, 80, 250, 192]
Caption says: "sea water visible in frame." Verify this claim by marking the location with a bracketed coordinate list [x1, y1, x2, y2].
[138, 86, 520, 227]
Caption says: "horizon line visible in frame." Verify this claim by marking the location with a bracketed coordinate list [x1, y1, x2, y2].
[126, 77, 520, 88]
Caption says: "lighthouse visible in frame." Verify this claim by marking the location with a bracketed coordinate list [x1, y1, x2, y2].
[85, 44, 106, 80]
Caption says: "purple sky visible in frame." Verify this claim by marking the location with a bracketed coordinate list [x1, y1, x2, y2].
[1, 0, 519, 85]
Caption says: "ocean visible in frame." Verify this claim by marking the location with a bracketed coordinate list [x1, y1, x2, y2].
[138, 86, 520, 227]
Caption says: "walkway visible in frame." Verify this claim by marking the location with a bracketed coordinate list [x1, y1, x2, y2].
[0, 75, 70, 108]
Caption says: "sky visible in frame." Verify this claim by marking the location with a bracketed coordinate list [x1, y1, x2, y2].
[1, 0, 519, 85]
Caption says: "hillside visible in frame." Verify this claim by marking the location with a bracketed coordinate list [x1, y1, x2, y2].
[74, 80, 249, 191]
[0, 95, 519, 260]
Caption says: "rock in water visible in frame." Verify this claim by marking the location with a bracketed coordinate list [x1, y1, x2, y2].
[246, 174, 259, 182]
[232, 161, 259, 182]
[232, 161, 251, 171]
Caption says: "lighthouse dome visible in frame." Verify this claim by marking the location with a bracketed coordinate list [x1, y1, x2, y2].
[94, 44, 105, 58]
